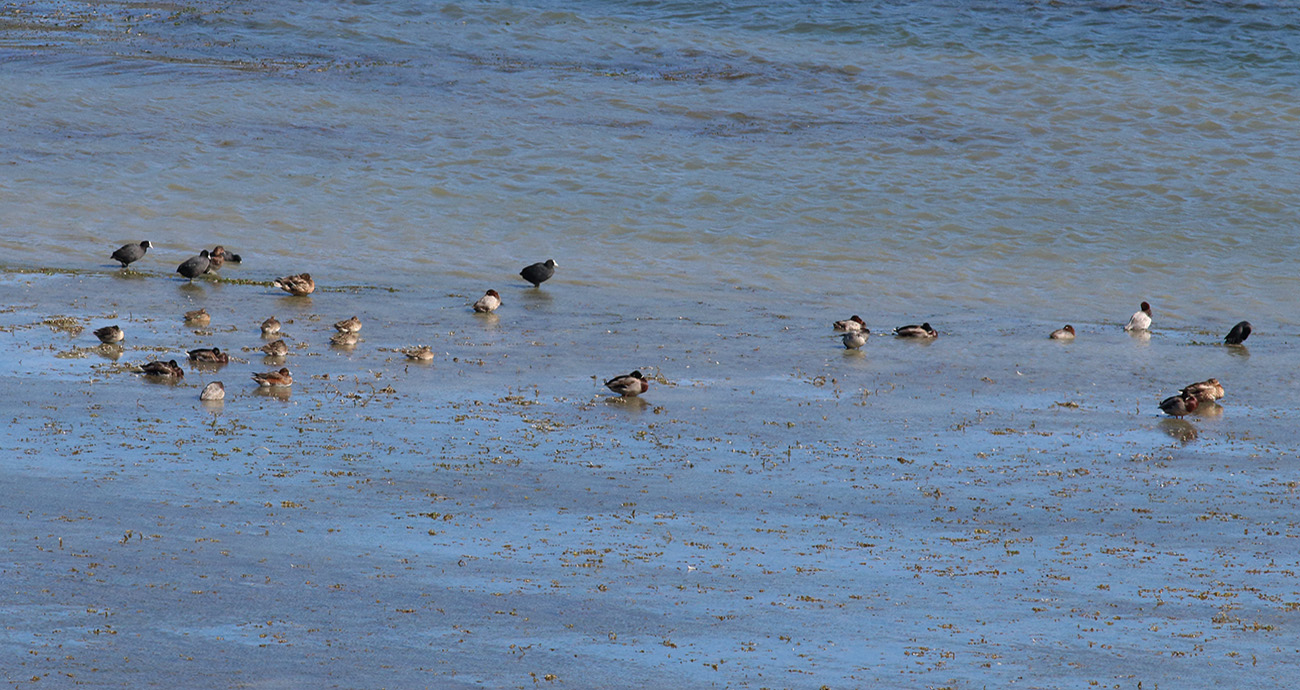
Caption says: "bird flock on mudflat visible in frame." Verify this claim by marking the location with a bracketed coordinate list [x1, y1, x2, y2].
[100, 244, 650, 402]
[100, 240, 1246, 416]
[830, 300, 1250, 419]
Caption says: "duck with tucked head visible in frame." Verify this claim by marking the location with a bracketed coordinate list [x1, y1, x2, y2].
[111, 241, 152, 269]
[894, 322, 938, 339]
[273, 273, 315, 296]
[331, 331, 359, 347]
[1049, 325, 1076, 340]
[1180, 378, 1225, 403]
[473, 290, 502, 313]
[833, 315, 867, 332]
[200, 382, 225, 401]
[841, 329, 869, 350]
[334, 316, 362, 333]
[184, 308, 211, 326]
[1124, 301, 1152, 332]
[1159, 391, 1199, 417]
[605, 370, 649, 398]
[251, 367, 293, 388]
[188, 347, 229, 364]
[141, 360, 184, 378]
[402, 345, 434, 361]
[1224, 321, 1251, 346]
[261, 339, 289, 357]
[261, 316, 282, 335]
[94, 325, 124, 344]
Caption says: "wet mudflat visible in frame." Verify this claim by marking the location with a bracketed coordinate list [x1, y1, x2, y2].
[1, 271, 1298, 689]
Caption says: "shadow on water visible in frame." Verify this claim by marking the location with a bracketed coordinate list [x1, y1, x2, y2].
[1159, 418, 1198, 443]
[1226, 344, 1250, 359]
[95, 344, 124, 361]
[177, 281, 205, 295]
[253, 387, 292, 400]
[603, 395, 649, 412]
[1194, 401, 1223, 419]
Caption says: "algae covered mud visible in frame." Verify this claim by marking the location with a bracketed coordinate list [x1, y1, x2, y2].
[4, 0, 1300, 686]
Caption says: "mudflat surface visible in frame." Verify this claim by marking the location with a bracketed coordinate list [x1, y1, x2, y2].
[1, 271, 1296, 688]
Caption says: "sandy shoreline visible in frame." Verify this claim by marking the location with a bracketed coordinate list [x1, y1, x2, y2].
[2, 269, 1297, 688]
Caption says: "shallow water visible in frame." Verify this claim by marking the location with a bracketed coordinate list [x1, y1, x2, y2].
[3, 0, 1300, 687]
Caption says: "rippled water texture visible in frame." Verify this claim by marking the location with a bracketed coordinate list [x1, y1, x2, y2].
[3, 0, 1300, 320]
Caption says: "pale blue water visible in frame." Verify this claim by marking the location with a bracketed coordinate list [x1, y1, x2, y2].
[2, 1, 1299, 687]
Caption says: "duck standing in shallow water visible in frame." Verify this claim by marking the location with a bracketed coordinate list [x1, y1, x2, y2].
[110, 241, 152, 269]
[188, 347, 229, 364]
[331, 331, 359, 347]
[1124, 302, 1152, 332]
[273, 273, 315, 296]
[334, 316, 362, 333]
[520, 259, 557, 287]
[176, 250, 212, 281]
[1049, 325, 1076, 340]
[833, 315, 866, 332]
[1159, 391, 1199, 417]
[251, 367, 293, 387]
[894, 322, 938, 338]
[261, 317, 282, 335]
[1181, 378, 1225, 403]
[141, 360, 184, 378]
[94, 325, 124, 344]
[1224, 321, 1251, 346]
[841, 329, 869, 350]
[473, 290, 502, 313]
[200, 382, 225, 401]
[605, 370, 649, 397]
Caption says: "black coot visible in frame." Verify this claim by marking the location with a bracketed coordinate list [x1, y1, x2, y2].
[111, 241, 152, 268]
[520, 259, 557, 287]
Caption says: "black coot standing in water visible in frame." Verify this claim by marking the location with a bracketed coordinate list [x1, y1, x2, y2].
[520, 259, 557, 287]
[1224, 321, 1252, 346]
[176, 250, 212, 281]
[111, 241, 152, 268]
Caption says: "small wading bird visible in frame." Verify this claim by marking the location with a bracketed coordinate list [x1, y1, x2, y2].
[1049, 325, 1076, 340]
[894, 322, 938, 338]
[520, 259, 557, 287]
[273, 273, 315, 296]
[605, 370, 649, 398]
[1124, 301, 1152, 332]
[200, 382, 225, 401]
[1159, 391, 1199, 417]
[1181, 378, 1225, 403]
[842, 329, 869, 350]
[261, 316, 281, 335]
[1224, 321, 1251, 346]
[187, 347, 229, 364]
[176, 250, 212, 281]
[93, 325, 124, 344]
[110, 241, 152, 269]
[474, 289, 502, 313]
[141, 360, 184, 378]
[833, 315, 866, 332]
[251, 367, 293, 388]
[331, 331, 358, 347]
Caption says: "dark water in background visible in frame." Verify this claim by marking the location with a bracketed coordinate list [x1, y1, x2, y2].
[2, 1, 1299, 687]
[2, 0, 1299, 322]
